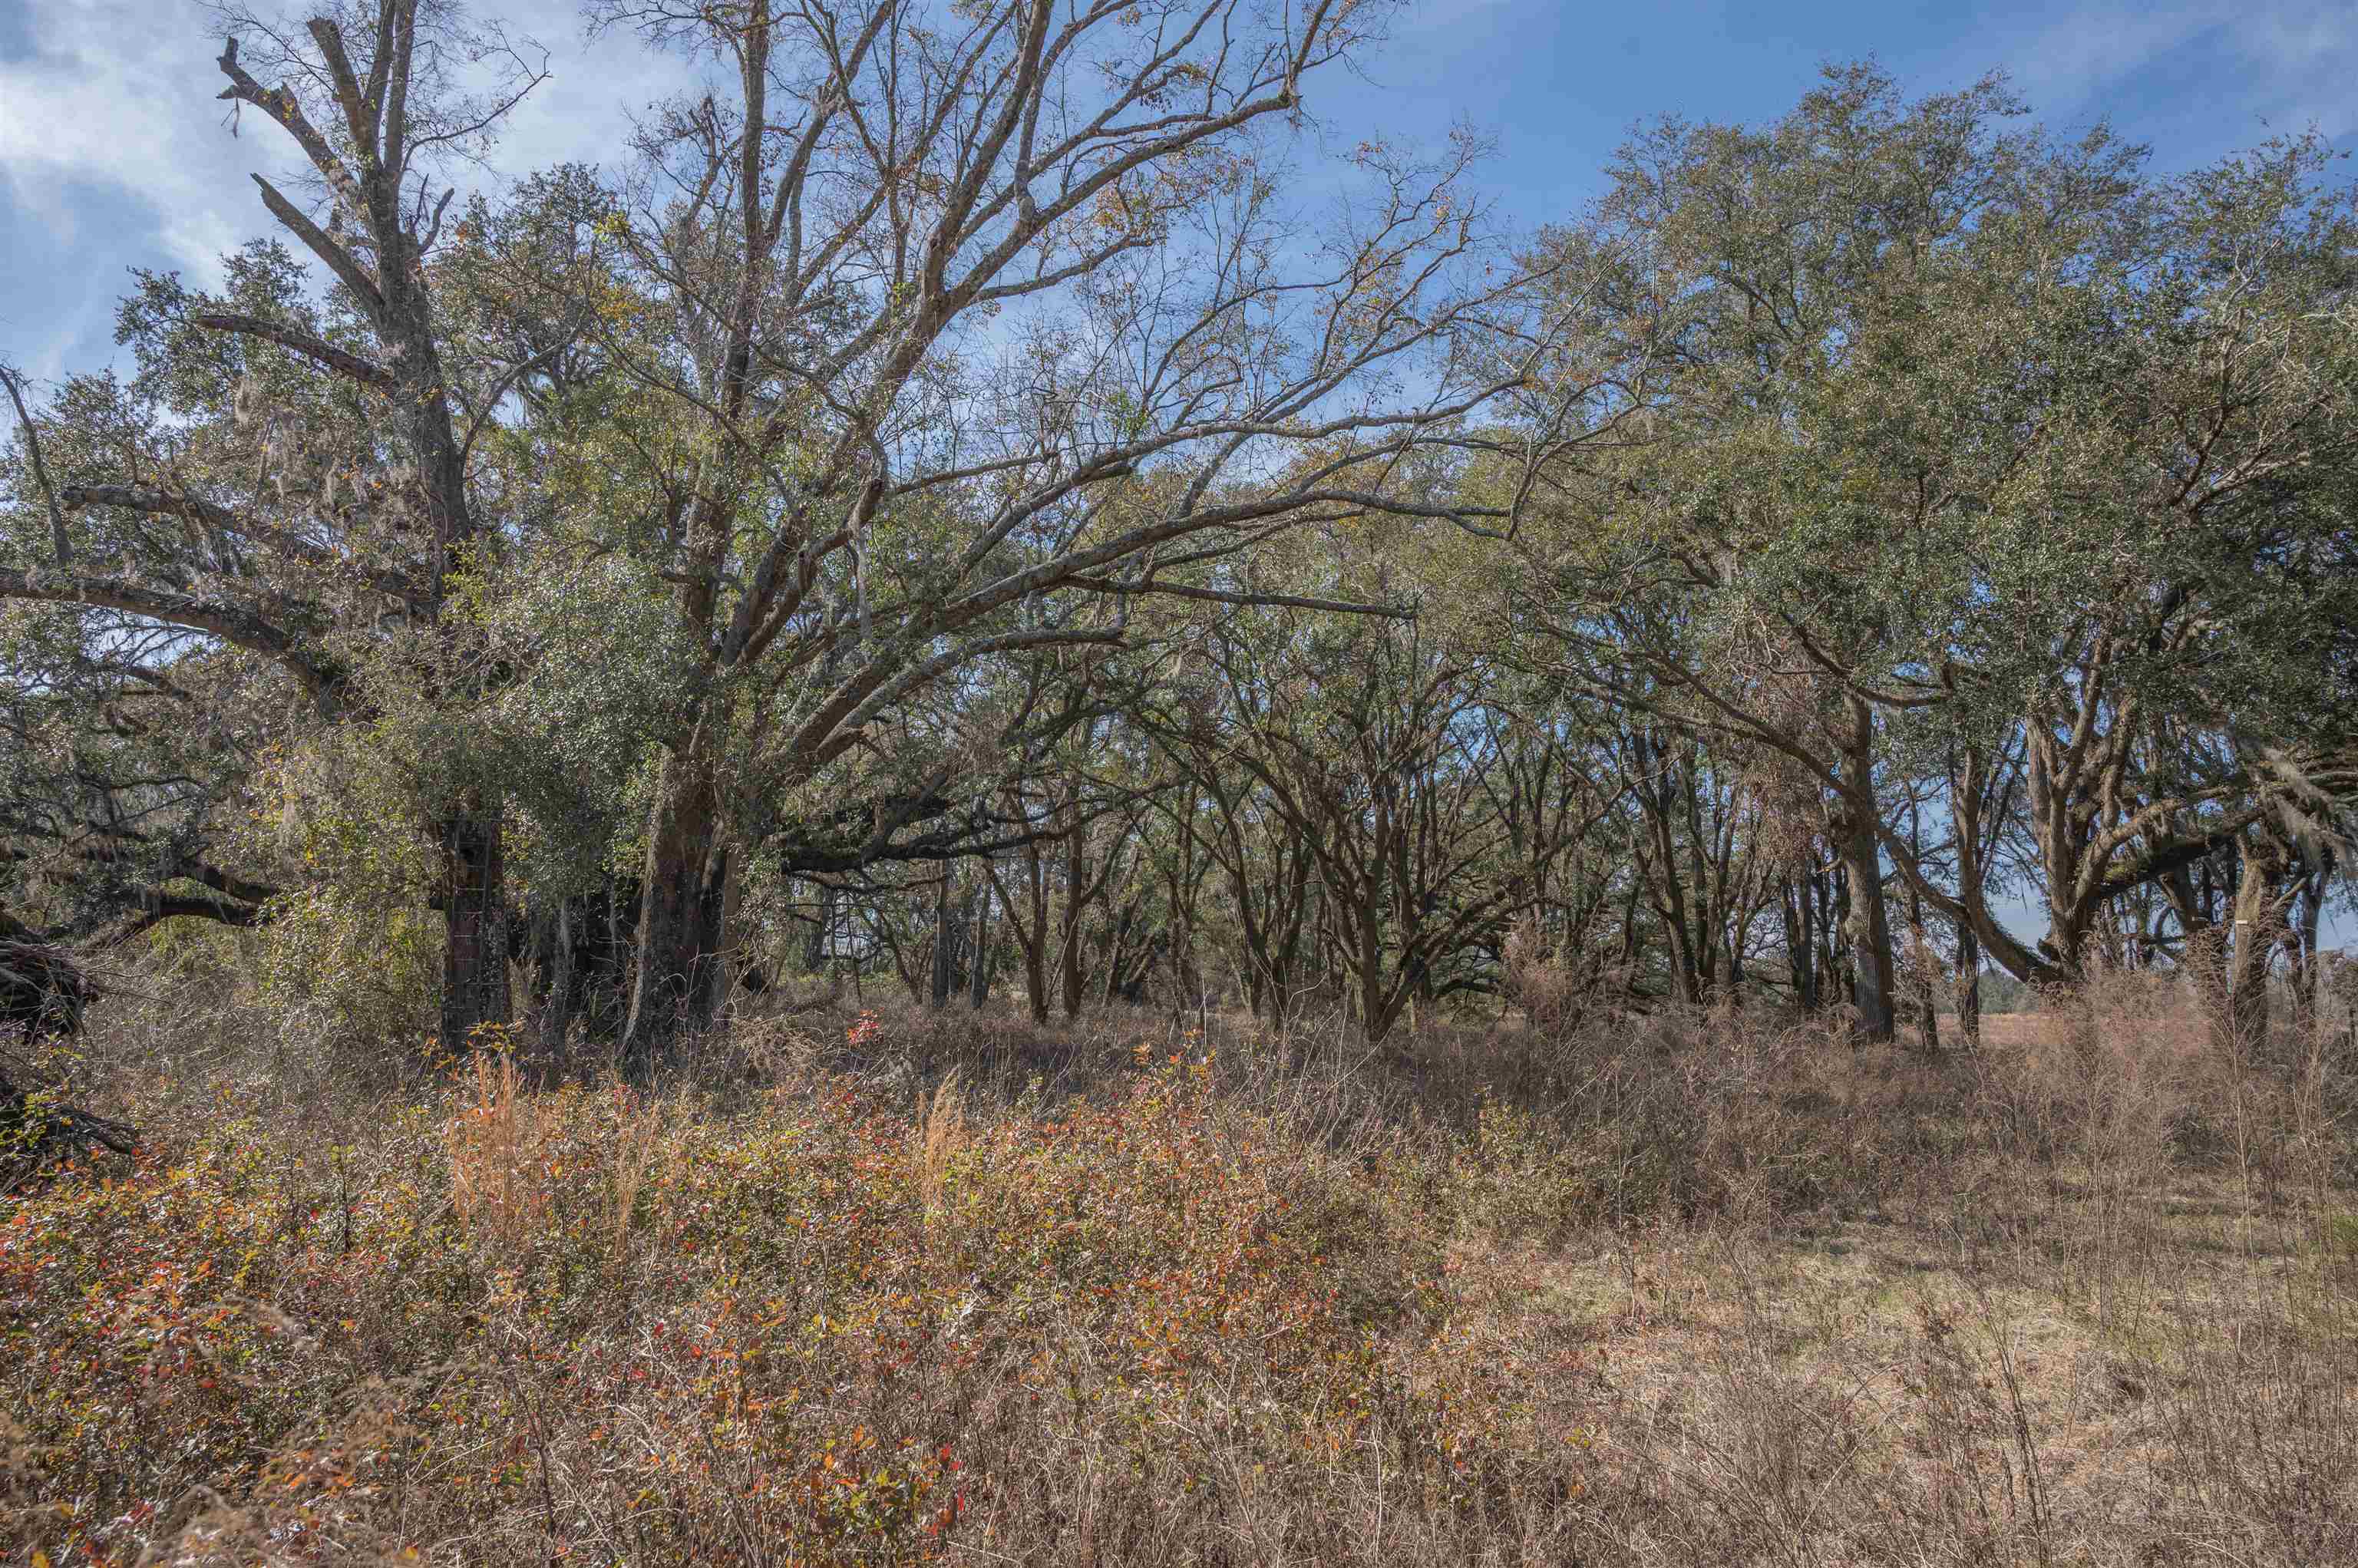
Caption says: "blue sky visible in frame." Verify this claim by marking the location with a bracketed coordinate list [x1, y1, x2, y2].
[4, 0, 2352, 381]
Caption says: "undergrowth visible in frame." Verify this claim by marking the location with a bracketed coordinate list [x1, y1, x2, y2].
[2, 980, 2353, 1565]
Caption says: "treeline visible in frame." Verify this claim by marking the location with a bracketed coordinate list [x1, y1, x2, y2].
[3, 4, 2353, 1068]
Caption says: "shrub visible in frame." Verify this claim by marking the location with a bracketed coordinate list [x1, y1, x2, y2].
[10, 986, 2356, 1565]
[0, 1041, 1477, 1564]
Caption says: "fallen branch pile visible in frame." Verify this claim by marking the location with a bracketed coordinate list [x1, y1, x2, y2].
[1, 939, 137, 1193]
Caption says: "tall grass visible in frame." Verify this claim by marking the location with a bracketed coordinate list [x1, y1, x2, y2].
[2, 975, 2353, 1565]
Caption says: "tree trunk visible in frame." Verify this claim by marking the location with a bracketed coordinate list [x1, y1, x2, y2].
[1784, 876, 1817, 1010]
[705, 848, 745, 1020]
[1273, 847, 1311, 1023]
[1954, 919, 1982, 1050]
[438, 809, 510, 1051]
[1359, 883, 1390, 1042]
[930, 874, 956, 1008]
[2294, 860, 2328, 1035]
[987, 846, 1054, 1025]
[1947, 745, 1986, 1049]
[1907, 804, 1940, 1054]
[969, 878, 991, 1008]
[1909, 909, 1940, 1054]
[1821, 863, 1850, 1010]
[1022, 843, 1053, 1025]
[1835, 705, 1895, 1041]
[1100, 902, 1137, 1008]
[2227, 913, 2270, 1060]
[1836, 814, 1896, 1041]
[1059, 819, 1088, 1020]
[624, 745, 729, 1068]
[2227, 834, 2294, 1060]
[530, 896, 576, 1057]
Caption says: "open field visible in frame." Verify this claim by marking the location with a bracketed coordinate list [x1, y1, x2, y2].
[5, 979, 2356, 1566]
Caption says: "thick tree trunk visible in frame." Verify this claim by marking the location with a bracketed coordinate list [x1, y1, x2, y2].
[2293, 863, 2327, 1035]
[438, 810, 510, 1051]
[2162, 860, 2234, 1051]
[2226, 834, 2293, 1060]
[1836, 705, 1896, 1041]
[1821, 864, 1851, 1009]
[1836, 815, 1896, 1041]
[624, 747, 729, 1068]
[1024, 942, 1050, 1023]
[1908, 916, 1941, 1055]
[2227, 914, 2270, 1058]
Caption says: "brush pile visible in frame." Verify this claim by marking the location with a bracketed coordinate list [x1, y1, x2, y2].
[1, 937, 135, 1192]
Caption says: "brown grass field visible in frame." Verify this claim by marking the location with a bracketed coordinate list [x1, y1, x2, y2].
[4, 969, 2355, 1566]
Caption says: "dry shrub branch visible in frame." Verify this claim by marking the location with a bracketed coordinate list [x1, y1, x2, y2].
[3, 983, 2355, 1566]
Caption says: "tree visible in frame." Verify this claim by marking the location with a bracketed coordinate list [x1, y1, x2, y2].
[1513, 67, 2358, 1035]
[560, 0, 1561, 1061]
[1144, 606, 1611, 1042]
[1, 1, 560, 1048]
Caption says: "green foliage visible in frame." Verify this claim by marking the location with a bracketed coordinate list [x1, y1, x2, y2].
[252, 886, 441, 1052]
[457, 547, 696, 896]
[8, 30, 2355, 1051]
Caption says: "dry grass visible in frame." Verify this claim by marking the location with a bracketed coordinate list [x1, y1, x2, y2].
[2, 977, 2353, 1566]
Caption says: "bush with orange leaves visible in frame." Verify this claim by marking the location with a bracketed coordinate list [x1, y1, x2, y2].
[0, 1041, 1535, 1566]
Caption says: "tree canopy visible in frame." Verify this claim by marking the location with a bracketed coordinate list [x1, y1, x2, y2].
[6, 18, 2353, 1058]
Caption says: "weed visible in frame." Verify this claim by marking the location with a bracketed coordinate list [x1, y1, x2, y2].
[4, 985, 2353, 1564]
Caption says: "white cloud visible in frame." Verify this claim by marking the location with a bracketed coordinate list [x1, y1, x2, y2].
[0, 0, 249, 285]
[2001, 3, 2221, 106]
[491, 1, 703, 180]
[1996, 0, 2356, 144]
[2232, 4, 2358, 138]
[0, 0, 696, 376]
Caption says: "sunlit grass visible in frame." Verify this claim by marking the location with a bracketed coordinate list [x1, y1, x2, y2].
[5, 986, 2353, 1564]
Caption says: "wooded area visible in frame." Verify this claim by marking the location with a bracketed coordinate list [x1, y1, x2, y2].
[12, 6, 2358, 1565]
[4, 1, 2353, 1066]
